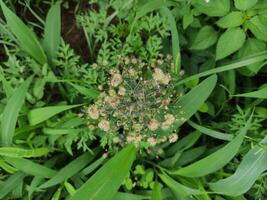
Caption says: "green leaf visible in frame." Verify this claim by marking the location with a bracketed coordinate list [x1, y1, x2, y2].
[176, 51, 267, 85]
[161, 7, 181, 73]
[172, 75, 217, 128]
[233, 86, 267, 98]
[0, 1, 47, 65]
[40, 151, 97, 188]
[237, 38, 266, 76]
[216, 12, 244, 28]
[43, 2, 61, 62]
[191, 25, 217, 50]
[192, 0, 230, 17]
[209, 136, 267, 196]
[4, 157, 57, 178]
[69, 83, 99, 99]
[70, 145, 136, 200]
[188, 121, 234, 141]
[170, 115, 251, 177]
[247, 16, 267, 42]
[115, 192, 149, 200]
[159, 173, 203, 197]
[0, 76, 32, 146]
[166, 131, 201, 156]
[0, 172, 25, 199]
[234, 0, 258, 10]
[151, 182, 162, 200]
[0, 147, 49, 158]
[28, 104, 81, 126]
[216, 28, 246, 60]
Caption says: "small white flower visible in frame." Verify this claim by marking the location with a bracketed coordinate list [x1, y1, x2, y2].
[205, 0, 210, 3]
[110, 73, 122, 87]
[148, 119, 159, 131]
[98, 119, 110, 132]
[147, 138, 157, 146]
[88, 105, 99, 120]
[169, 134, 178, 143]
[118, 86, 126, 96]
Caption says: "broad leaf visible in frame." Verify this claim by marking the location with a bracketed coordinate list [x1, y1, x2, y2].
[237, 38, 266, 76]
[70, 145, 136, 200]
[151, 182, 162, 200]
[247, 16, 267, 42]
[216, 12, 244, 28]
[191, 26, 217, 50]
[234, 0, 258, 10]
[216, 28, 246, 60]
[192, 0, 230, 17]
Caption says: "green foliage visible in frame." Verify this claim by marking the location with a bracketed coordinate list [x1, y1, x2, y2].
[0, 0, 267, 199]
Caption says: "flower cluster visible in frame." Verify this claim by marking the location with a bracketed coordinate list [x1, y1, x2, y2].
[84, 55, 186, 153]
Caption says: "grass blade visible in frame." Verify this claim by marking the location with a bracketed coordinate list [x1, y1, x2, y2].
[70, 145, 136, 200]
[161, 7, 180, 73]
[159, 173, 204, 197]
[4, 157, 57, 178]
[176, 51, 267, 85]
[43, 2, 61, 62]
[151, 182, 163, 200]
[0, 172, 25, 199]
[171, 75, 217, 128]
[40, 151, 97, 188]
[209, 136, 267, 196]
[188, 121, 234, 141]
[0, 76, 32, 146]
[170, 115, 252, 177]
[233, 86, 267, 98]
[0, 0, 47, 65]
[28, 104, 81, 126]
[0, 147, 49, 158]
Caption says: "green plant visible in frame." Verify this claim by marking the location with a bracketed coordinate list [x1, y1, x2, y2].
[0, 0, 267, 199]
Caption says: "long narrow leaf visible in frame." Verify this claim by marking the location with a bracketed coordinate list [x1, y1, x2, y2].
[28, 104, 81, 126]
[0, 147, 49, 158]
[0, 172, 25, 199]
[233, 86, 267, 99]
[4, 157, 57, 178]
[172, 75, 217, 128]
[161, 7, 180, 73]
[209, 136, 267, 196]
[43, 2, 61, 62]
[0, 1, 47, 64]
[0, 76, 32, 146]
[177, 51, 267, 85]
[70, 145, 136, 200]
[170, 116, 252, 177]
[40, 151, 97, 188]
[188, 121, 234, 141]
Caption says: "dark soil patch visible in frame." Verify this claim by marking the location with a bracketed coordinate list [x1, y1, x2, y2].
[61, 0, 90, 63]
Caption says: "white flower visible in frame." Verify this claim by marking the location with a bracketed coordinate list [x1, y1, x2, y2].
[118, 86, 126, 96]
[147, 138, 157, 146]
[110, 73, 122, 87]
[98, 119, 110, 132]
[148, 119, 159, 131]
[205, 0, 210, 3]
[169, 134, 178, 143]
[88, 105, 99, 120]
